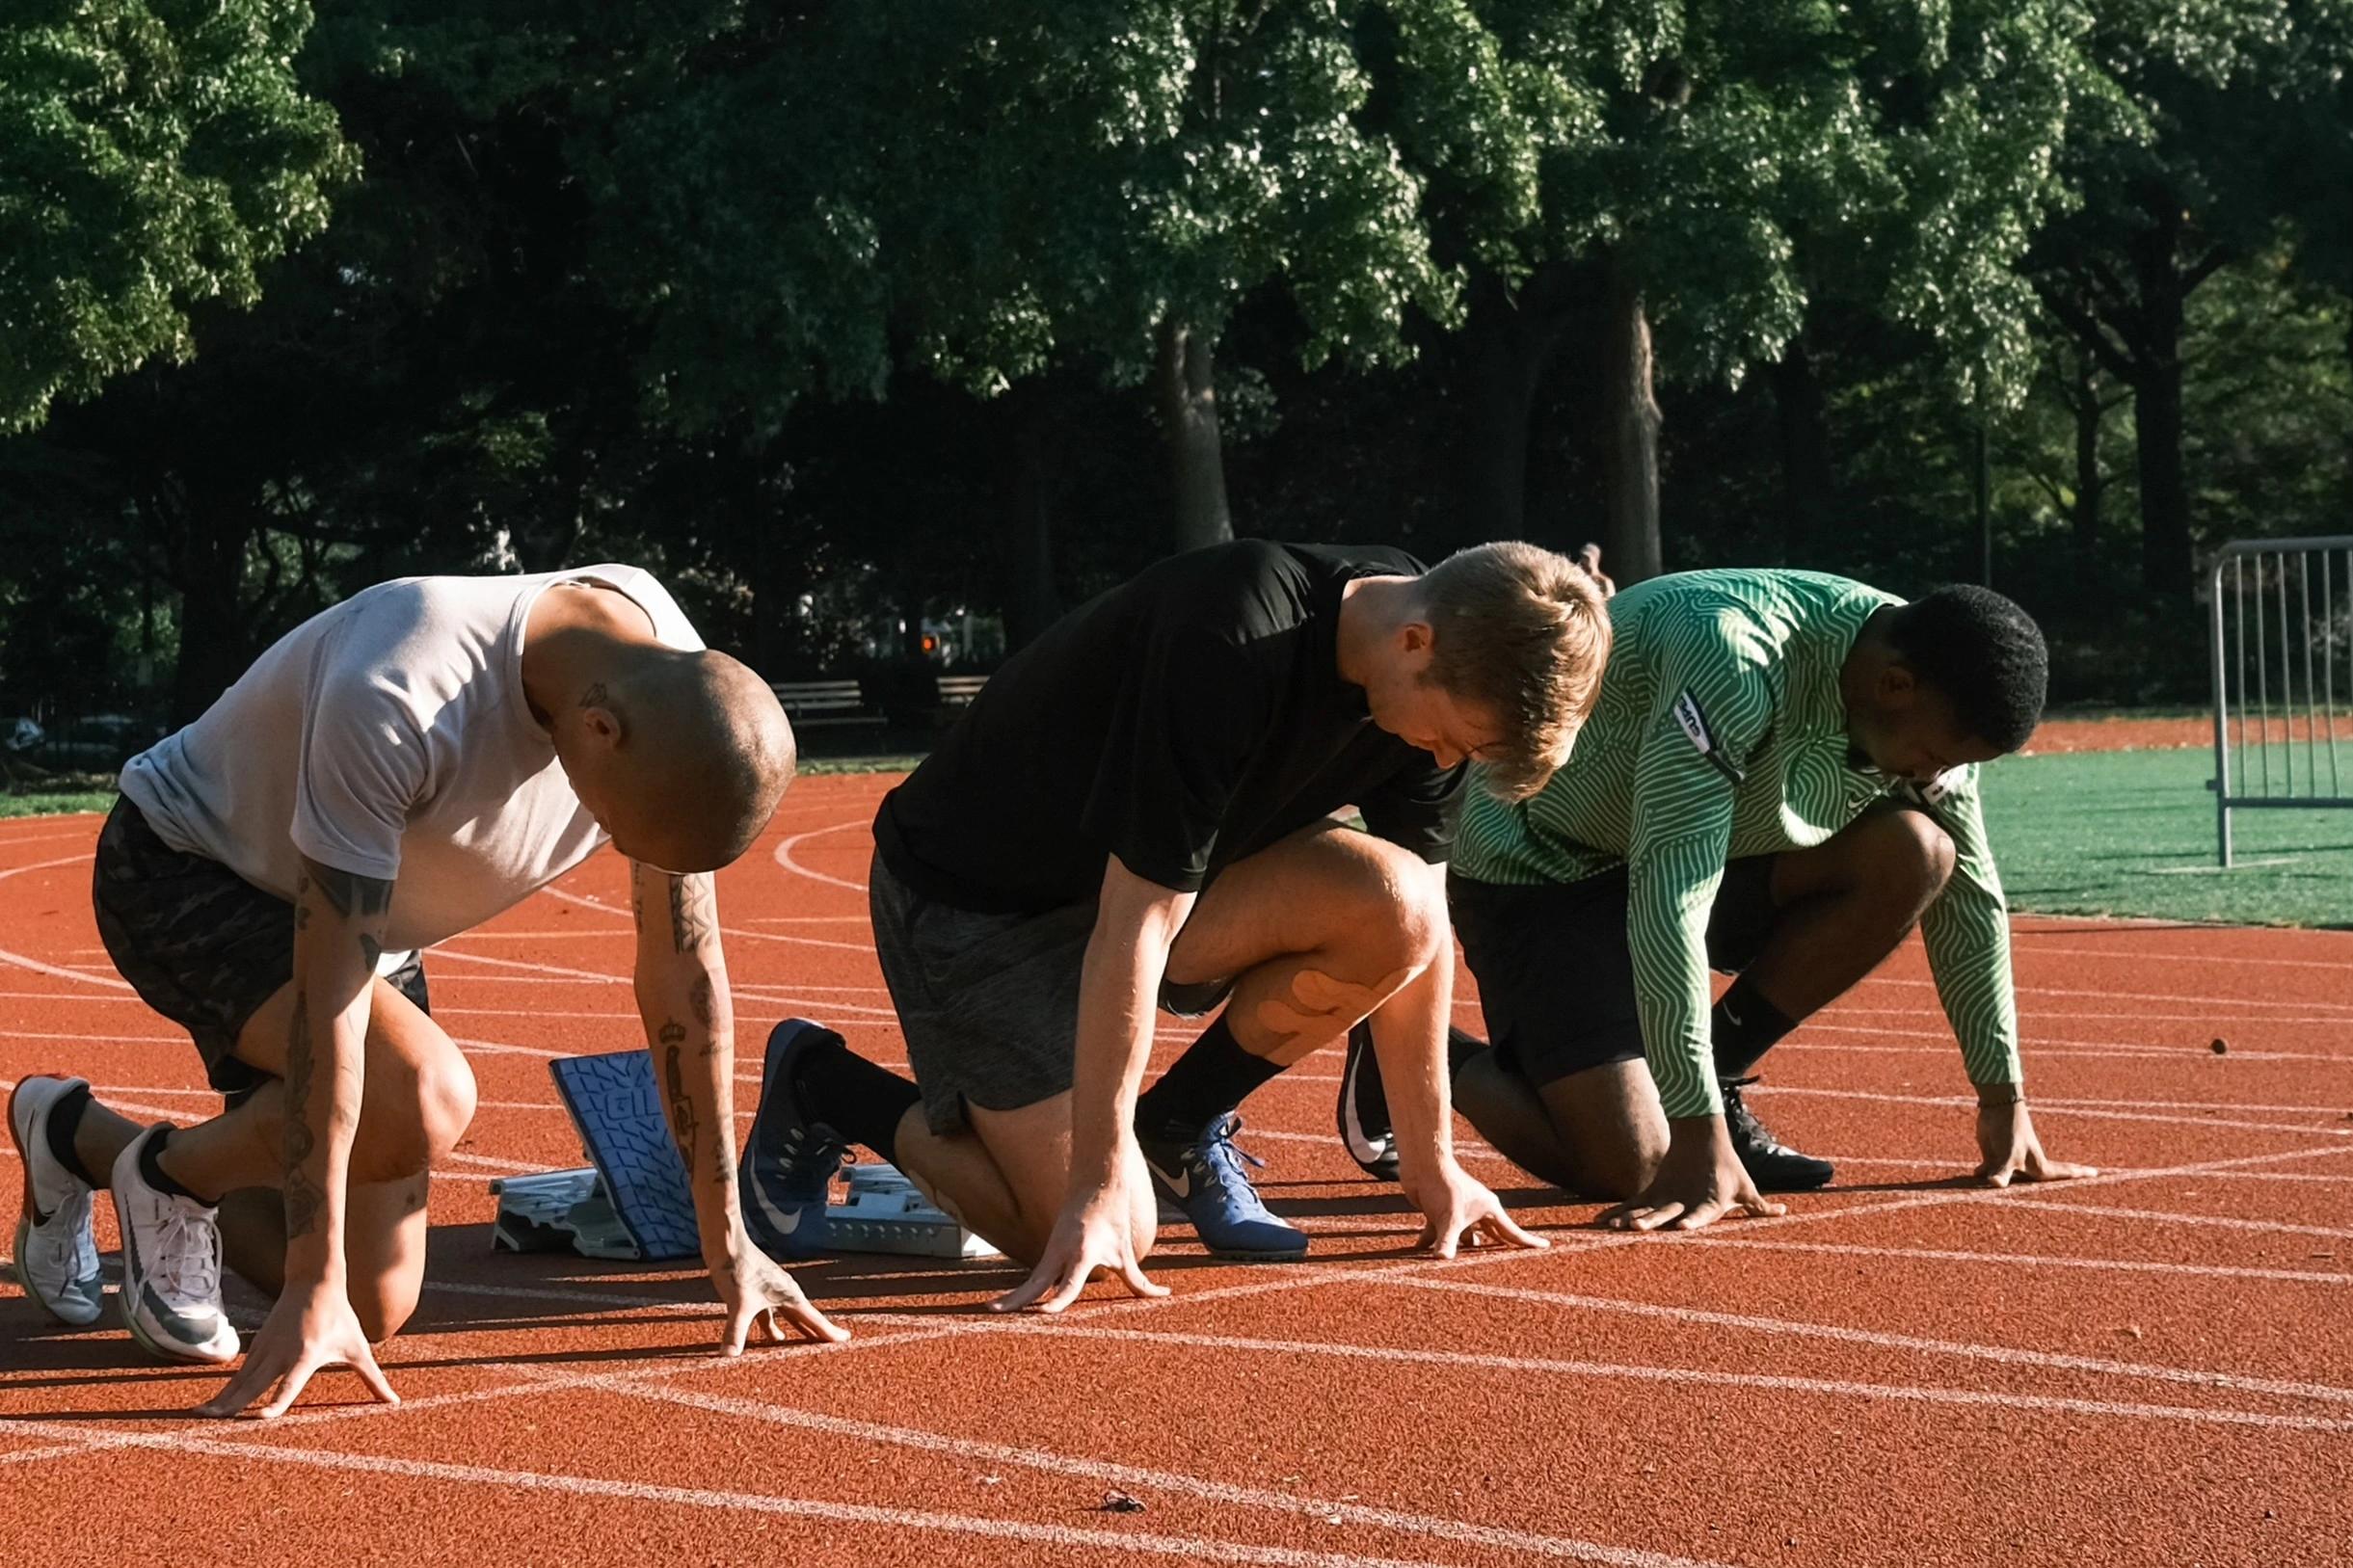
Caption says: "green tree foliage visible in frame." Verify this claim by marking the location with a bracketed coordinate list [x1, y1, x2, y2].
[0, 0, 360, 434]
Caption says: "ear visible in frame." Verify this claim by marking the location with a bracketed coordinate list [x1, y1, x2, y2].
[1876, 660, 1917, 707]
[577, 698, 625, 749]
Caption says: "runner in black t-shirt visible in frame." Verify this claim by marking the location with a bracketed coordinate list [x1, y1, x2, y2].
[741, 539, 1611, 1308]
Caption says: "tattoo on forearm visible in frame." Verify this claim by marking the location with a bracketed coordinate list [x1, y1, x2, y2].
[659, 1021, 697, 1158]
[689, 975, 714, 1030]
[668, 874, 716, 954]
[283, 989, 323, 1239]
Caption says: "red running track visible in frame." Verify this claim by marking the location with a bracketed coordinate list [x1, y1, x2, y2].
[4, 775, 2352, 1566]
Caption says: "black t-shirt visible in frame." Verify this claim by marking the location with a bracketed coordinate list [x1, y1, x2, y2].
[872, 540, 1465, 913]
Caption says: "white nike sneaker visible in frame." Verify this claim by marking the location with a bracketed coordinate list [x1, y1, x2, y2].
[9, 1076, 105, 1325]
[110, 1126, 239, 1364]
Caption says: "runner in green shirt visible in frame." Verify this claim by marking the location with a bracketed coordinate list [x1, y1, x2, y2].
[1335, 568, 2095, 1230]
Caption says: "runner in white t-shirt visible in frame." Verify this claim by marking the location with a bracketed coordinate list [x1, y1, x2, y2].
[6, 566, 843, 1419]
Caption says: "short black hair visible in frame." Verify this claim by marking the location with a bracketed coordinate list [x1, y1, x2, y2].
[1885, 585, 2048, 754]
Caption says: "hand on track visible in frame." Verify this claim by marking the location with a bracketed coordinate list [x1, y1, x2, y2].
[1404, 1158, 1548, 1259]
[993, 1178, 1164, 1315]
[1974, 1098, 2098, 1188]
[715, 1244, 848, 1353]
[197, 1280, 395, 1420]
[1601, 1119, 1785, 1233]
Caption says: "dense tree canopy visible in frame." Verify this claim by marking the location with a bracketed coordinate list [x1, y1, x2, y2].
[1, 0, 2348, 736]
[0, 1, 359, 434]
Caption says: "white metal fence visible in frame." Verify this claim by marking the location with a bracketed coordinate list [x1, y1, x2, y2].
[2207, 536, 2353, 865]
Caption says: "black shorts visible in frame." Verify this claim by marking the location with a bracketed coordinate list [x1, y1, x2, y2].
[869, 850, 1234, 1135]
[1449, 858, 1779, 1091]
[92, 798, 429, 1105]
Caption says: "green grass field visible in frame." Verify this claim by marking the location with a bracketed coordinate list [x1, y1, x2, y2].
[1982, 744, 2353, 928]
[10, 745, 2347, 927]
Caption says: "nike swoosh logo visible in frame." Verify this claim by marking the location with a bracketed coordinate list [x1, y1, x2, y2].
[745, 1170, 819, 1237]
[1149, 1160, 1191, 1200]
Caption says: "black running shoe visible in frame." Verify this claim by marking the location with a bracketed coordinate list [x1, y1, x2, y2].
[1721, 1076, 1834, 1191]
[1335, 1022, 1400, 1182]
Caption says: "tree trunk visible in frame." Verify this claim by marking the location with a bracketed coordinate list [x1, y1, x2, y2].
[1003, 393, 1064, 649]
[2130, 209, 2193, 601]
[1153, 316, 1232, 555]
[170, 517, 254, 722]
[1598, 255, 1665, 584]
[1459, 264, 1581, 544]
[1771, 340, 1833, 565]
[2068, 353, 2105, 571]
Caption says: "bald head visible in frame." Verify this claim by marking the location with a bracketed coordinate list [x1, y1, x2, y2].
[590, 648, 795, 872]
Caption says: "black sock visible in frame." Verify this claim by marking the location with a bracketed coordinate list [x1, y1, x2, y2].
[43, 1082, 98, 1186]
[789, 1034, 920, 1166]
[1352, 1025, 1488, 1139]
[138, 1125, 218, 1208]
[1712, 975, 1800, 1080]
[1135, 1015, 1287, 1143]
[1446, 1024, 1489, 1077]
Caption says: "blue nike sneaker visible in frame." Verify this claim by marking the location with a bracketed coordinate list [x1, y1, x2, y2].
[738, 1019, 849, 1262]
[1139, 1113, 1307, 1262]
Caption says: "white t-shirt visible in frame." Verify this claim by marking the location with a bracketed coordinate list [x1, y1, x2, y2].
[119, 565, 702, 953]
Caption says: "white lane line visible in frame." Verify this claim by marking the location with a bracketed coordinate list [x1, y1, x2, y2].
[0, 1419, 1544, 1568]
[538, 883, 873, 954]
[1377, 1277, 2353, 1408]
[2014, 942, 2353, 973]
[1751, 1084, 2353, 1138]
[1858, 971, 2353, 1015]
[574, 1369, 1854, 1566]
[1790, 1026, 2353, 1065]
[0, 853, 93, 885]
[1982, 1196, 2353, 1241]
[1678, 1236, 2352, 1287]
[431, 929, 635, 941]
[0, 943, 133, 991]
[1824, 1003, 2353, 1030]
[981, 1320, 2353, 1435]
[772, 818, 869, 894]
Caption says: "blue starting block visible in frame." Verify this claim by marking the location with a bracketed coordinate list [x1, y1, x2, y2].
[492, 1044, 997, 1262]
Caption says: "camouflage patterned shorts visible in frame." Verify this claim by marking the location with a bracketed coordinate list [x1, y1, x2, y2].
[92, 798, 428, 1105]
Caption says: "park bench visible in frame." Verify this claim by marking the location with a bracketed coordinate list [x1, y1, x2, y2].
[935, 674, 989, 709]
[770, 679, 884, 728]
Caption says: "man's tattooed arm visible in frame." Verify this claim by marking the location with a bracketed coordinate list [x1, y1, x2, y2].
[286, 859, 394, 1253]
[629, 861, 740, 1251]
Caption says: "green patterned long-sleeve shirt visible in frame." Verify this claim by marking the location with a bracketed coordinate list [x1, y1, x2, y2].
[1454, 569, 2023, 1121]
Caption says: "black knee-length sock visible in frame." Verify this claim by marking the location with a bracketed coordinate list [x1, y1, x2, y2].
[789, 1035, 921, 1166]
[1134, 1016, 1286, 1142]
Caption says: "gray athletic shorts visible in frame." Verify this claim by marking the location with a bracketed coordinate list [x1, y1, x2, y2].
[869, 851, 1232, 1134]
[92, 797, 429, 1107]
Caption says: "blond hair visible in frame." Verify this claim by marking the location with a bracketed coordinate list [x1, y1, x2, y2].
[1418, 541, 1611, 800]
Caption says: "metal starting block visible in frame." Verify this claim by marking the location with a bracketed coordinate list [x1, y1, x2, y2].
[492, 1160, 999, 1262]
[829, 1162, 1002, 1260]
[495, 1043, 1001, 1262]
[491, 1167, 641, 1260]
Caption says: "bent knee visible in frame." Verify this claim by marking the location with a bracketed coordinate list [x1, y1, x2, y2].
[353, 1278, 422, 1344]
[1334, 838, 1451, 973]
[419, 1051, 479, 1164]
[1895, 810, 1957, 896]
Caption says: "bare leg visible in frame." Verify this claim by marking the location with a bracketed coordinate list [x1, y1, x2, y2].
[1742, 805, 1956, 1023]
[74, 975, 474, 1341]
[895, 1094, 1156, 1268]
[1451, 1051, 1667, 1201]
[1165, 821, 1449, 1068]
